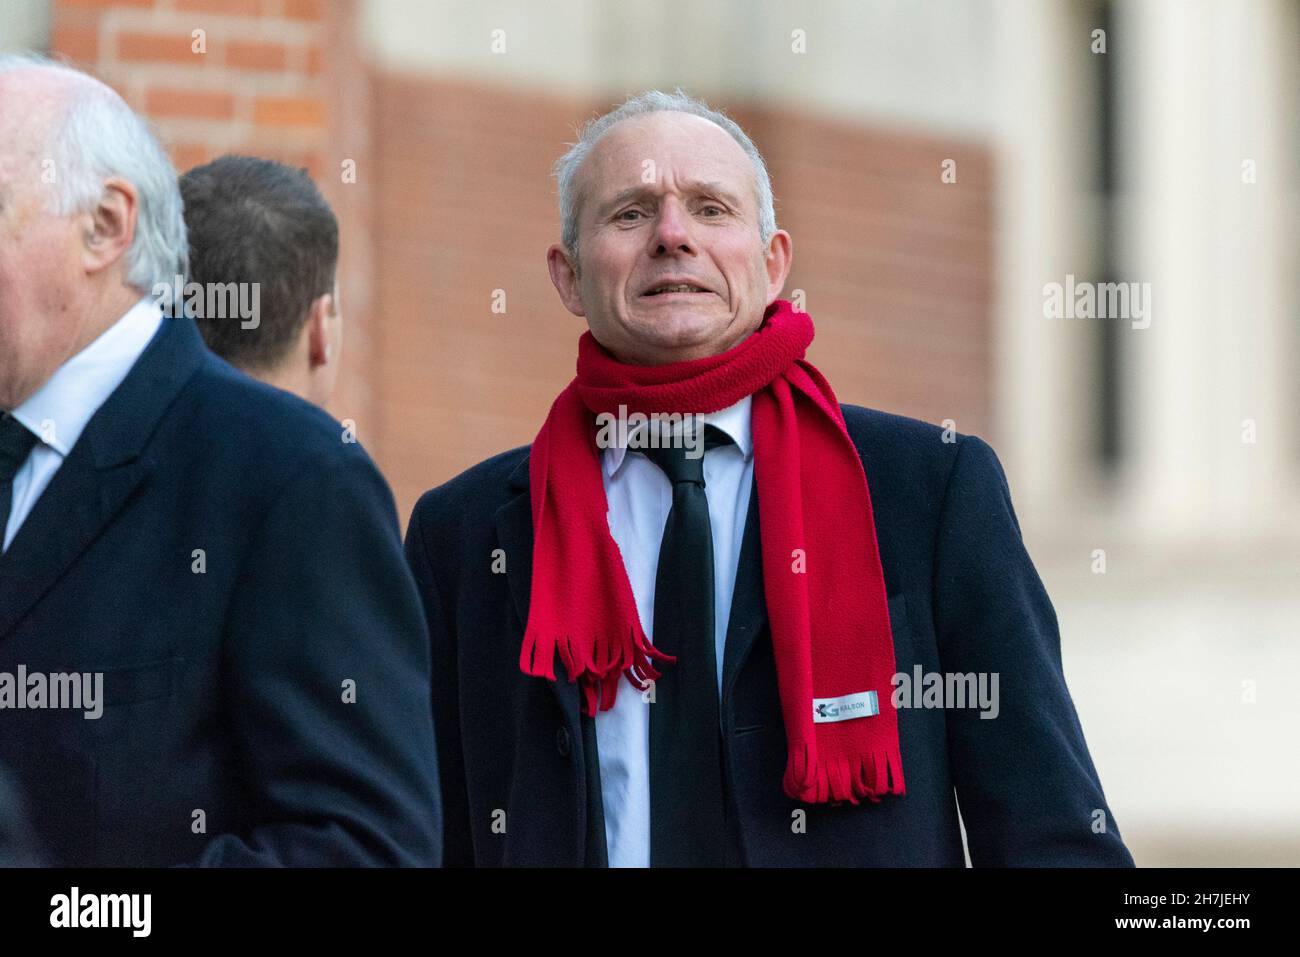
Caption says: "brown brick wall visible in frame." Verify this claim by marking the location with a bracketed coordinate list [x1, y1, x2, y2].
[371, 76, 992, 525]
[49, 2, 992, 532]
[49, 0, 377, 448]
[52, 0, 329, 174]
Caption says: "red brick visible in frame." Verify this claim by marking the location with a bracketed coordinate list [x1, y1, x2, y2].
[282, 0, 324, 22]
[117, 31, 210, 65]
[305, 45, 323, 75]
[172, 0, 261, 15]
[170, 143, 213, 173]
[52, 5, 104, 36]
[253, 95, 325, 128]
[225, 40, 288, 71]
[144, 87, 235, 120]
[52, 25, 100, 64]
[236, 144, 316, 173]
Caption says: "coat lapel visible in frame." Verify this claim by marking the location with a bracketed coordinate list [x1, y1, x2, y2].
[0, 317, 206, 641]
[492, 456, 582, 729]
[493, 455, 593, 864]
[0, 453, 149, 641]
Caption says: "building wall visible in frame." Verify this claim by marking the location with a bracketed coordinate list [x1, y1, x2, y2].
[37, 0, 994, 529]
[370, 74, 992, 519]
[0, 0, 49, 49]
[990, 0, 1300, 866]
[363, 0, 997, 138]
[44, 0, 378, 460]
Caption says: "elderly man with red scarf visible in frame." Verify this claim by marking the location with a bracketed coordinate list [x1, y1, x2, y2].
[405, 90, 1134, 868]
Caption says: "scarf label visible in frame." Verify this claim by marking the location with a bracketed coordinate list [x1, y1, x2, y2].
[812, 690, 879, 724]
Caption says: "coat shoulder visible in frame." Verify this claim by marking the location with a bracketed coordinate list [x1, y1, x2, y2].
[175, 353, 387, 500]
[839, 402, 960, 470]
[840, 402, 947, 446]
[837, 403, 994, 519]
[408, 444, 531, 532]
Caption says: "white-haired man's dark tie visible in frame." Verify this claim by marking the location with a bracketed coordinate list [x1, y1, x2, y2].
[0, 413, 37, 550]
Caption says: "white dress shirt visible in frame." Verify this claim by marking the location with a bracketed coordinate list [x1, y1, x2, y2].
[596, 394, 755, 868]
[3, 296, 163, 552]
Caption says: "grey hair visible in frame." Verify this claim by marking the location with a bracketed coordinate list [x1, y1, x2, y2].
[553, 88, 777, 256]
[0, 52, 188, 294]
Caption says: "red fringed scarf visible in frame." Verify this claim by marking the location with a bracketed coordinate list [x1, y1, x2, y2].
[521, 299, 904, 805]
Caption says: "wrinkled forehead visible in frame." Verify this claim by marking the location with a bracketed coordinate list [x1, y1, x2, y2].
[576, 112, 758, 209]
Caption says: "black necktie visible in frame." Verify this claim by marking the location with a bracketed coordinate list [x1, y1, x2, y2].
[643, 423, 734, 867]
[0, 413, 38, 550]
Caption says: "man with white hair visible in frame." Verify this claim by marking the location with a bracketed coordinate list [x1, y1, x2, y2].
[0, 54, 441, 866]
[405, 90, 1134, 867]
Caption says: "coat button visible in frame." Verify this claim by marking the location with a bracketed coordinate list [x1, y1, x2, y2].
[555, 726, 572, 757]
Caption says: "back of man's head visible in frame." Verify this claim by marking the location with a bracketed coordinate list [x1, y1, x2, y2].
[180, 155, 341, 406]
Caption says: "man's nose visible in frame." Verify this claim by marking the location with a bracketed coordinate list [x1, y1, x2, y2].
[648, 197, 695, 256]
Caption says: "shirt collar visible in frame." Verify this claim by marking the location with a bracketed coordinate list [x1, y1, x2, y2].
[603, 394, 753, 479]
[11, 296, 164, 458]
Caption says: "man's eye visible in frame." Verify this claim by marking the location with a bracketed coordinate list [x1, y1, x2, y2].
[617, 208, 645, 221]
[699, 204, 725, 217]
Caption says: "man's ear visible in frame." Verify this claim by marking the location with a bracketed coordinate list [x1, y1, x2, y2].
[546, 243, 586, 318]
[82, 177, 138, 277]
[763, 229, 793, 304]
[306, 293, 333, 368]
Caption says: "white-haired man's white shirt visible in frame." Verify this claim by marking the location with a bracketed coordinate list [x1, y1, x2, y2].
[4, 296, 161, 552]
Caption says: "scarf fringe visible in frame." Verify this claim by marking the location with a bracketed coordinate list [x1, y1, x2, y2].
[784, 740, 906, 806]
[519, 625, 676, 716]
